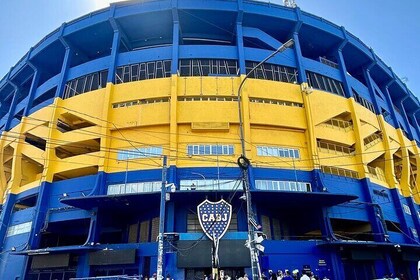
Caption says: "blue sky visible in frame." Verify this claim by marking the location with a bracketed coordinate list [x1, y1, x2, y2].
[0, 0, 419, 97]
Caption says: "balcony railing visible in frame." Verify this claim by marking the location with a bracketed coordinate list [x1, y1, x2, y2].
[366, 166, 386, 182]
[321, 118, 353, 132]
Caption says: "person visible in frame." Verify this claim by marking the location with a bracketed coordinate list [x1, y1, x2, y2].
[292, 269, 299, 280]
[309, 272, 316, 280]
[282, 270, 294, 280]
[152, 273, 157, 280]
[277, 270, 283, 280]
[299, 271, 310, 280]
[261, 272, 268, 280]
[269, 270, 277, 280]
[243, 273, 249, 280]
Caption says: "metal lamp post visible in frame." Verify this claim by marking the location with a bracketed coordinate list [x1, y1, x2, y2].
[237, 39, 294, 280]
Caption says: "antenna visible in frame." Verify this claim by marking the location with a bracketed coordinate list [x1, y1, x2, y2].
[283, 0, 297, 8]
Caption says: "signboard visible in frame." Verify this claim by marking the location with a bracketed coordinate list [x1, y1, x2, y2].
[197, 199, 232, 241]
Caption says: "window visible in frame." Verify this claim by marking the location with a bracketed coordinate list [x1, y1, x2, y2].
[112, 97, 170, 109]
[321, 165, 358, 179]
[116, 60, 171, 84]
[352, 90, 376, 113]
[6, 221, 32, 237]
[117, 146, 163, 160]
[249, 97, 303, 108]
[317, 140, 355, 155]
[107, 181, 161, 195]
[306, 71, 345, 97]
[255, 180, 311, 192]
[246, 62, 298, 83]
[64, 70, 108, 99]
[402, 204, 411, 215]
[178, 96, 238, 102]
[257, 146, 300, 158]
[180, 179, 240, 191]
[179, 59, 239, 77]
[187, 144, 234, 156]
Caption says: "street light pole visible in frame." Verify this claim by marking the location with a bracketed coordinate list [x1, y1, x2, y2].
[157, 155, 168, 280]
[237, 39, 294, 280]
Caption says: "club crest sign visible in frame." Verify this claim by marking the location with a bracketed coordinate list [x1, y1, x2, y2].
[197, 199, 232, 241]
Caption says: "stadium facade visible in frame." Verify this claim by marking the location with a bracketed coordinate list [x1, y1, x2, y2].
[0, 0, 419, 279]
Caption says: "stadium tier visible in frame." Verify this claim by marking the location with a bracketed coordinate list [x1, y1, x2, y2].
[0, 0, 419, 279]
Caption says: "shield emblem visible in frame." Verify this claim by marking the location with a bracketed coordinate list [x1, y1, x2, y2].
[197, 199, 232, 241]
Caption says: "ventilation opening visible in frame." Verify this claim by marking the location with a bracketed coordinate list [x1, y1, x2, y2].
[363, 131, 383, 148]
[52, 166, 98, 182]
[393, 149, 403, 184]
[12, 194, 38, 213]
[331, 218, 374, 241]
[14, 109, 24, 122]
[409, 151, 417, 192]
[367, 154, 386, 182]
[385, 220, 401, 233]
[55, 138, 100, 159]
[25, 133, 47, 151]
[21, 155, 44, 186]
[2, 145, 14, 183]
[40, 219, 90, 248]
[57, 112, 95, 133]
[317, 138, 355, 155]
[243, 37, 274, 50]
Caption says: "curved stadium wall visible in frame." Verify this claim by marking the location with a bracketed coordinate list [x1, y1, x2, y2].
[0, 0, 419, 279]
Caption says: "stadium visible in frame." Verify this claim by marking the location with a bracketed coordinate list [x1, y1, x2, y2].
[0, 0, 419, 279]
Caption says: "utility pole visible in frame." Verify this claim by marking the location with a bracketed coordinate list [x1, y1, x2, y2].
[157, 156, 168, 280]
[237, 39, 294, 280]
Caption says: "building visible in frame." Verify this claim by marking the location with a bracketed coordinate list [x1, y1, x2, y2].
[0, 0, 419, 279]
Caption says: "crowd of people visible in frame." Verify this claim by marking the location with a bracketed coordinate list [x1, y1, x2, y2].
[261, 269, 329, 280]
[200, 269, 329, 280]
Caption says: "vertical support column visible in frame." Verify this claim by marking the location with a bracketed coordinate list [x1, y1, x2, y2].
[377, 116, 398, 188]
[107, 29, 121, 84]
[292, 8, 306, 84]
[236, 23, 246, 75]
[407, 196, 420, 238]
[397, 129, 411, 197]
[292, 32, 306, 84]
[97, 78, 116, 178]
[336, 29, 352, 98]
[108, 5, 121, 84]
[390, 187, 413, 244]
[236, 0, 245, 75]
[76, 254, 90, 278]
[55, 25, 72, 98]
[300, 86, 318, 170]
[361, 179, 387, 242]
[398, 95, 414, 139]
[171, 1, 180, 75]
[4, 81, 19, 131]
[27, 182, 51, 249]
[336, 49, 352, 98]
[318, 207, 336, 240]
[348, 98, 367, 177]
[411, 141, 420, 204]
[0, 194, 16, 250]
[170, 5, 180, 167]
[24, 62, 40, 116]
[363, 67, 381, 114]
[409, 111, 420, 141]
[382, 82, 399, 127]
